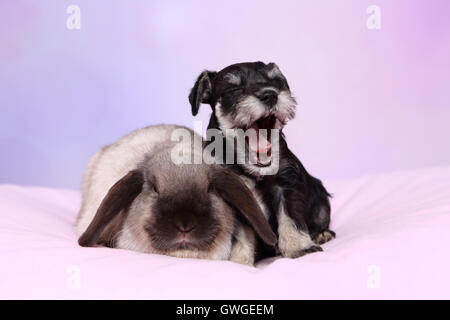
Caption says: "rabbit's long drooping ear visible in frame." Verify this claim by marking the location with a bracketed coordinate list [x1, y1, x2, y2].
[209, 168, 277, 247]
[189, 70, 217, 116]
[78, 170, 144, 247]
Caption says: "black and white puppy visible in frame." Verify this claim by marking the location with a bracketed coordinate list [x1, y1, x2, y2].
[189, 62, 335, 259]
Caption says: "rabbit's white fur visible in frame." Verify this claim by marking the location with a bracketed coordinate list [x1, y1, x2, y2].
[77, 125, 273, 265]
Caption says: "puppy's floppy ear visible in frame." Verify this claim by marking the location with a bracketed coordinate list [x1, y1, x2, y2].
[189, 70, 217, 116]
[78, 170, 144, 247]
[209, 168, 277, 247]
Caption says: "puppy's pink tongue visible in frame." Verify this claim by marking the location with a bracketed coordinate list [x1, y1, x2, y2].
[248, 124, 271, 154]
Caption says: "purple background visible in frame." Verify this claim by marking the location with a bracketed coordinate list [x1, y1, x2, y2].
[1, 0, 449, 189]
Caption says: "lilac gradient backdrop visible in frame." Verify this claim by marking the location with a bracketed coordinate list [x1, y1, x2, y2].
[1, 0, 449, 188]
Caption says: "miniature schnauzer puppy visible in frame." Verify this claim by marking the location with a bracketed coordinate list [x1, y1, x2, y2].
[189, 61, 335, 259]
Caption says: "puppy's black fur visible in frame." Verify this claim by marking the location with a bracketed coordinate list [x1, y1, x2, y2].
[189, 62, 334, 259]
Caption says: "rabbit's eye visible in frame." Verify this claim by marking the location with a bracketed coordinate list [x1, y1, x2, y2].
[151, 184, 159, 194]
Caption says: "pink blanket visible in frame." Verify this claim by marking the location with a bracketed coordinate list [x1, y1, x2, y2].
[1, 166, 449, 299]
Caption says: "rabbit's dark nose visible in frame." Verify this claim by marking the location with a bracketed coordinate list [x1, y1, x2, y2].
[174, 217, 196, 233]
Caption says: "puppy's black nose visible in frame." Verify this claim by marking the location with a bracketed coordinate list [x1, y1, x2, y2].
[259, 89, 278, 107]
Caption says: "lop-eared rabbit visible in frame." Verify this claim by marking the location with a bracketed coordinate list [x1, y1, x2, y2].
[77, 125, 276, 265]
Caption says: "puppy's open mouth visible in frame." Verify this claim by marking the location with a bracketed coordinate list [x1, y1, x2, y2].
[243, 114, 284, 167]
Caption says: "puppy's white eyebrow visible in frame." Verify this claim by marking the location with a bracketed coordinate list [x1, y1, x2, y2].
[224, 73, 241, 85]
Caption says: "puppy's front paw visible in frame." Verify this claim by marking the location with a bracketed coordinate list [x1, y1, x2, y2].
[278, 230, 323, 258]
[280, 242, 323, 258]
[313, 229, 336, 245]
[278, 210, 323, 258]
[299, 244, 323, 256]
